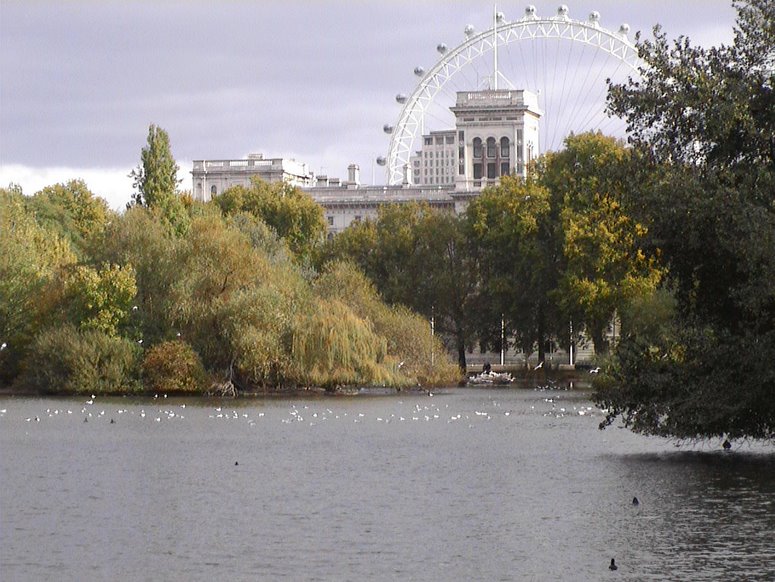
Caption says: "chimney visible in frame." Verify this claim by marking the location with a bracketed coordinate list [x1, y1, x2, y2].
[347, 164, 360, 185]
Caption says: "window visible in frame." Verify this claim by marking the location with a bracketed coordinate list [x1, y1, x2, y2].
[327, 216, 334, 226]
[459, 164, 465, 175]
[487, 163, 497, 179]
[500, 137, 510, 158]
[458, 130, 464, 142]
[500, 162, 510, 176]
[424, 137, 432, 146]
[473, 163, 482, 180]
[435, 136, 443, 145]
[516, 129, 523, 145]
[487, 137, 496, 158]
[210, 185, 217, 196]
[445, 135, 454, 144]
[473, 138, 482, 158]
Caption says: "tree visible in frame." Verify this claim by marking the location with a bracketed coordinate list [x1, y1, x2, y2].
[213, 179, 326, 263]
[318, 203, 480, 371]
[28, 179, 112, 258]
[130, 124, 189, 234]
[466, 176, 561, 363]
[58, 263, 137, 337]
[0, 188, 76, 385]
[595, 0, 775, 440]
[540, 133, 663, 355]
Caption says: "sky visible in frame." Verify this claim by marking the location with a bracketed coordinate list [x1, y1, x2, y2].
[1, 1, 738, 209]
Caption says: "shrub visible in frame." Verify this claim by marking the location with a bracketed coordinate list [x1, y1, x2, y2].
[141, 340, 207, 394]
[16, 325, 140, 394]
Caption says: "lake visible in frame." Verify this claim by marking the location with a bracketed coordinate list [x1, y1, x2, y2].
[1, 387, 773, 581]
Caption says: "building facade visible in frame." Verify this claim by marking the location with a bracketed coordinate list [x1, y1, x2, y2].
[191, 153, 316, 202]
[452, 89, 541, 189]
[406, 89, 542, 189]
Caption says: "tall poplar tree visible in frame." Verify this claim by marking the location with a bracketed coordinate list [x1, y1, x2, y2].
[131, 124, 179, 207]
[130, 124, 188, 234]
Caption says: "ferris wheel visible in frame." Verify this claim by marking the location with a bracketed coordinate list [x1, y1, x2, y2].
[379, 5, 642, 185]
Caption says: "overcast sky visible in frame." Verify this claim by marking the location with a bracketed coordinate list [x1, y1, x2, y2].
[1, 1, 738, 208]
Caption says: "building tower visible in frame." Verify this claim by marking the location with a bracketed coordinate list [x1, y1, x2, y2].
[452, 89, 541, 189]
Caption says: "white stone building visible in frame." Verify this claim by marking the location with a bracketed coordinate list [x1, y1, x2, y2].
[452, 89, 541, 189]
[191, 153, 316, 202]
[406, 89, 541, 189]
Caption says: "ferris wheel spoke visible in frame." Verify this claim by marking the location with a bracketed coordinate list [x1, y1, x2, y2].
[384, 9, 641, 183]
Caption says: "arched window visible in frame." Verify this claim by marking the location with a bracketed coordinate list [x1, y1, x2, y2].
[473, 137, 482, 158]
[487, 137, 496, 158]
[500, 137, 510, 158]
[210, 185, 217, 196]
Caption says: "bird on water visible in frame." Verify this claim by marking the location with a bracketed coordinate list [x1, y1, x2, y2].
[609, 558, 618, 571]
[632, 497, 640, 506]
[722, 439, 732, 450]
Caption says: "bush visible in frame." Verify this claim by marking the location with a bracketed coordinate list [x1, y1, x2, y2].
[16, 325, 140, 394]
[141, 340, 207, 394]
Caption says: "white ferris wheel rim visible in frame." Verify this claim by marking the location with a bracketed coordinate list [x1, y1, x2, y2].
[385, 9, 642, 185]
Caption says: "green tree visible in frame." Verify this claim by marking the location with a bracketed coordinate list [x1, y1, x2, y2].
[318, 203, 480, 370]
[466, 176, 560, 363]
[213, 179, 326, 263]
[0, 188, 76, 385]
[58, 263, 137, 337]
[28, 180, 112, 258]
[541, 133, 663, 355]
[130, 124, 189, 234]
[92, 206, 181, 345]
[595, 0, 775, 440]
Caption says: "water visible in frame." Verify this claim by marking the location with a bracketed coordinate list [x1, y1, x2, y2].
[1, 388, 773, 581]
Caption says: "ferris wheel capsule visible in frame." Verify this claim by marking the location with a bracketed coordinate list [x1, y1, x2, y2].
[414, 66, 425, 77]
[496, 12, 505, 24]
[524, 6, 537, 19]
[464, 24, 475, 37]
[619, 23, 630, 36]
[395, 93, 407, 104]
[437, 43, 448, 54]
[383, 124, 394, 134]
[376, 156, 387, 166]
[589, 11, 600, 24]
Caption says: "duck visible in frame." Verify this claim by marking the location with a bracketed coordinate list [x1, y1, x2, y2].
[609, 558, 618, 571]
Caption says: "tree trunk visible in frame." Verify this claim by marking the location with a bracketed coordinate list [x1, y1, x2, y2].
[537, 302, 546, 363]
[591, 325, 610, 357]
[456, 332, 467, 372]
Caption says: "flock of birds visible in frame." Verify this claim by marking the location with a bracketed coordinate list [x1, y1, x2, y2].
[0, 385, 601, 429]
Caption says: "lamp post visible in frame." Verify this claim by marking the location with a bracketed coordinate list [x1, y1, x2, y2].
[501, 313, 506, 366]
[430, 306, 435, 367]
[569, 319, 574, 367]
